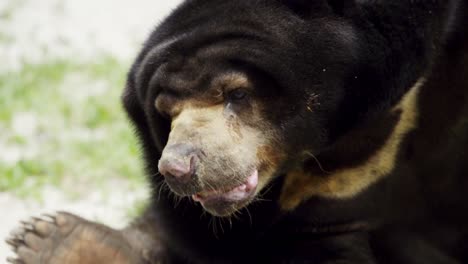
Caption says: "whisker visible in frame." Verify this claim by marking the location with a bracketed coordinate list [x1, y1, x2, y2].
[173, 195, 183, 208]
[245, 207, 253, 227]
[228, 216, 233, 230]
[304, 151, 331, 174]
[200, 210, 207, 219]
[253, 197, 271, 203]
[212, 216, 219, 239]
[218, 217, 225, 234]
[156, 181, 167, 201]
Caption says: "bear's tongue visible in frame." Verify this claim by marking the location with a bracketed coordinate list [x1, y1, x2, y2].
[192, 170, 258, 203]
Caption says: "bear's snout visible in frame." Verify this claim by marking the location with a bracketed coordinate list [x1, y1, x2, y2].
[158, 143, 198, 186]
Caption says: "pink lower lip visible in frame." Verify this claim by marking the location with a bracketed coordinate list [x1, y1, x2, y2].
[192, 170, 258, 203]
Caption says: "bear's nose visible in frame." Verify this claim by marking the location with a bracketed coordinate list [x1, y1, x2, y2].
[158, 157, 195, 183]
[158, 144, 197, 183]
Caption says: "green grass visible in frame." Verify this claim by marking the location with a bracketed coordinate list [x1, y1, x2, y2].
[0, 57, 145, 197]
[0, 0, 25, 21]
[126, 198, 150, 219]
[0, 32, 13, 44]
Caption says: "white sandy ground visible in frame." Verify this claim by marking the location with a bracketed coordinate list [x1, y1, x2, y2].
[0, 0, 182, 261]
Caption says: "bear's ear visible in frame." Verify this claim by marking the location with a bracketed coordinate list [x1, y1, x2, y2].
[278, 0, 355, 17]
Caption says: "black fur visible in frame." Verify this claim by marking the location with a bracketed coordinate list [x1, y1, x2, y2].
[123, 0, 468, 263]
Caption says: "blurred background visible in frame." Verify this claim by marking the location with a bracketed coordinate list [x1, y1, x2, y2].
[0, 0, 182, 260]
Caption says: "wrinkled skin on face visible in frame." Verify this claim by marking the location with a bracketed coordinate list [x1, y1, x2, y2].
[155, 71, 287, 216]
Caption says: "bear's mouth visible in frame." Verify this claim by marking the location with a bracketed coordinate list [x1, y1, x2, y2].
[191, 170, 258, 216]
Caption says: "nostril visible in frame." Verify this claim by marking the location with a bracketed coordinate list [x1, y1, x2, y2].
[159, 160, 189, 177]
[158, 156, 196, 183]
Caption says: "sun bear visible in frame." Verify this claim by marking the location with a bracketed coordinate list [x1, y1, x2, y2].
[7, 0, 468, 263]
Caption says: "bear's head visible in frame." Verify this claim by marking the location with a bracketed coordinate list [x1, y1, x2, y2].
[123, 0, 440, 216]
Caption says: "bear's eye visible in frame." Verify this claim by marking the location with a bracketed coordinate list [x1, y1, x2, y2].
[227, 89, 248, 101]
